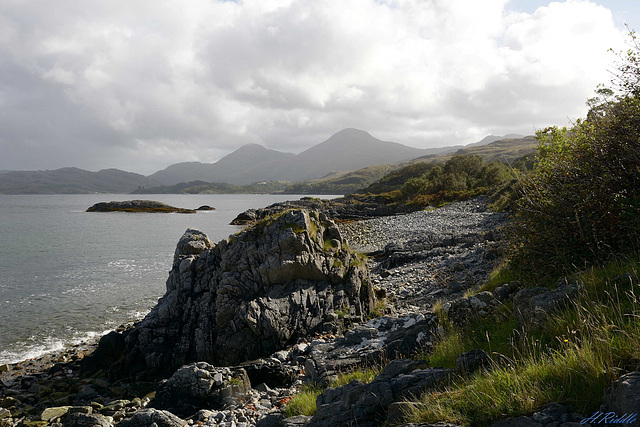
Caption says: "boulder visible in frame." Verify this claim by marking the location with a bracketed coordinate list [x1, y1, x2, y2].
[116, 409, 186, 427]
[88, 210, 374, 380]
[86, 200, 196, 214]
[513, 280, 583, 329]
[456, 349, 490, 374]
[63, 413, 112, 427]
[602, 372, 640, 426]
[151, 362, 250, 417]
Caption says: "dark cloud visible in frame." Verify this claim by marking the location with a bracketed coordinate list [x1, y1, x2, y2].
[0, 0, 629, 174]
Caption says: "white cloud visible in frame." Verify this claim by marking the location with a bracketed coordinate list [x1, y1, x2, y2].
[0, 0, 629, 174]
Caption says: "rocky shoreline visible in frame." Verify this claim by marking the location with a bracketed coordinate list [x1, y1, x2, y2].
[3, 196, 621, 427]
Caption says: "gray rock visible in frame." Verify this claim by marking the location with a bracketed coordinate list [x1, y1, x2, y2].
[88, 210, 374, 379]
[116, 409, 186, 427]
[602, 372, 640, 426]
[513, 281, 583, 329]
[282, 415, 313, 426]
[305, 314, 438, 386]
[309, 360, 451, 427]
[456, 349, 489, 374]
[151, 362, 250, 417]
[491, 403, 585, 426]
[64, 413, 113, 427]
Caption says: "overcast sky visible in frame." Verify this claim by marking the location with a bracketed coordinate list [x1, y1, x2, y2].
[0, 0, 637, 174]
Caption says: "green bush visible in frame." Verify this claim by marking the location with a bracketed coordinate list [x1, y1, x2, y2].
[510, 100, 640, 276]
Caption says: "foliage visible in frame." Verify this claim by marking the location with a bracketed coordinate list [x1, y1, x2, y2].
[396, 155, 517, 206]
[510, 100, 640, 277]
[407, 256, 640, 426]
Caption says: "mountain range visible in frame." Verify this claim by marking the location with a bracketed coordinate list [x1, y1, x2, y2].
[149, 128, 452, 185]
[0, 129, 527, 194]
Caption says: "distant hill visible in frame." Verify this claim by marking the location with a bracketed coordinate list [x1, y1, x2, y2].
[363, 135, 538, 194]
[149, 129, 445, 186]
[0, 167, 157, 194]
[149, 144, 295, 185]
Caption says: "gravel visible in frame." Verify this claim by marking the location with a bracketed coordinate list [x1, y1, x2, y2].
[340, 196, 509, 313]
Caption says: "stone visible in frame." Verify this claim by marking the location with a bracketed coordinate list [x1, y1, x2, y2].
[151, 362, 250, 417]
[0, 364, 8, 373]
[41, 406, 71, 421]
[602, 371, 640, 421]
[63, 413, 112, 427]
[456, 349, 490, 374]
[87, 210, 374, 380]
[0, 409, 10, 420]
[305, 314, 438, 386]
[513, 281, 583, 329]
[282, 415, 313, 426]
[116, 409, 187, 427]
[0, 397, 20, 408]
[196, 205, 215, 211]
[309, 360, 451, 426]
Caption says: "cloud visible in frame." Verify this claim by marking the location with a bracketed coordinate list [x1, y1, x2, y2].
[0, 0, 629, 174]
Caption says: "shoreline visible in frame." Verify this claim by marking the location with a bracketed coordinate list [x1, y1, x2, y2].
[0, 196, 509, 426]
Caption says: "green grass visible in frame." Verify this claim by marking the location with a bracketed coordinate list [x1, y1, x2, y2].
[405, 254, 640, 426]
[283, 365, 383, 417]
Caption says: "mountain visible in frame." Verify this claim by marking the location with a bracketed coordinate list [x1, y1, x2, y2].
[274, 128, 435, 182]
[151, 129, 438, 186]
[0, 167, 157, 194]
[149, 144, 295, 185]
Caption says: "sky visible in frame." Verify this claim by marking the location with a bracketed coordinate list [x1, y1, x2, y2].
[0, 0, 638, 175]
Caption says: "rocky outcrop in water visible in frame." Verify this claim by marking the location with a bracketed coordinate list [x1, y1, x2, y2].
[86, 200, 196, 213]
[86, 209, 374, 380]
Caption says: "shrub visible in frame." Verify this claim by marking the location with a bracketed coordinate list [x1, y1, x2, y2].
[509, 32, 640, 276]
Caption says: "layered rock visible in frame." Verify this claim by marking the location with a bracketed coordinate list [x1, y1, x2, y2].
[87, 209, 374, 380]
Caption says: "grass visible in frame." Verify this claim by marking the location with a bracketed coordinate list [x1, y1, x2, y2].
[403, 254, 640, 426]
[283, 365, 383, 418]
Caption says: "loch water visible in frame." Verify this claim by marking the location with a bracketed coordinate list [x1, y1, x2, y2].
[0, 194, 328, 364]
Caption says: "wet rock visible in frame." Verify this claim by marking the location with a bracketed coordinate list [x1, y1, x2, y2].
[196, 205, 215, 211]
[305, 314, 437, 386]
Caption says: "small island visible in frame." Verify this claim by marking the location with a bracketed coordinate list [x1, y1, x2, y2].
[86, 200, 197, 213]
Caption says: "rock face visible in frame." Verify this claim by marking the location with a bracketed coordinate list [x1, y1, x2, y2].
[93, 209, 374, 379]
[86, 200, 196, 213]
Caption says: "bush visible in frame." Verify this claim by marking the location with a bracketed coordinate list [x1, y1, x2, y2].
[510, 32, 640, 276]
[510, 99, 640, 276]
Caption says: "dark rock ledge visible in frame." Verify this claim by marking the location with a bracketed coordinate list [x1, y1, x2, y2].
[86, 200, 198, 213]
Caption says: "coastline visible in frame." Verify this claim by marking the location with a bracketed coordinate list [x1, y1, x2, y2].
[0, 196, 509, 426]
